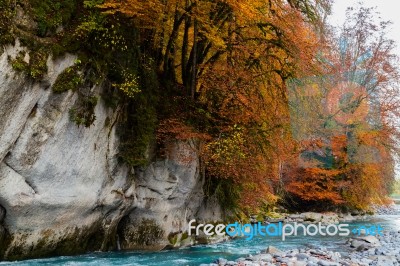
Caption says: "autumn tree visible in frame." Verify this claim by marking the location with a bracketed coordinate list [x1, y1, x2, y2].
[99, 0, 331, 213]
[284, 5, 400, 210]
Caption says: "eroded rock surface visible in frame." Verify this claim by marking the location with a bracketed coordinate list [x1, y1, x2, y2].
[0, 41, 222, 260]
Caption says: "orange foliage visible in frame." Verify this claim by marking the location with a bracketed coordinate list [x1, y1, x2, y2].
[101, 1, 399, 212]
[286, 166, 346, 204]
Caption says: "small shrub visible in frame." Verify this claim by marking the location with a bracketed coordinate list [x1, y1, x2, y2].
[112, 70, 140, 98]
[53, 65, 83, 93]
[10, 50, 48, 80]
[10, 52, 29, 72]
[28, 49, 48, 79]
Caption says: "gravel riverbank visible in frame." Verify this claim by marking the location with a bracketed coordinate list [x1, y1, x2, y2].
[201, 230, 400, 266]
[202, 205, 400, 266]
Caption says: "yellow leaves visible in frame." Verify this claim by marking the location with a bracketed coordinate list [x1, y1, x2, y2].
[100, 0, 338, 212]
[340, 163, 386, 210]
[112, 71, 141, 98]
[205, 125, 246, 164]
[74, 17, 128, 52]
[198, 23, 227, 50]
[240, 181, 279, 211]
[224, 0, 270, 22]
[100, 0, 165, 26]
[356, 130, 380, 146]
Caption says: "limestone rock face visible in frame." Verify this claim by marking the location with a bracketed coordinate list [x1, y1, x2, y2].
[118, 140, 203, 250]
[0, 42, 222, 260]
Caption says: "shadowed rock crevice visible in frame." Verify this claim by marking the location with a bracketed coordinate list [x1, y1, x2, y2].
[0, 205, 10, 259]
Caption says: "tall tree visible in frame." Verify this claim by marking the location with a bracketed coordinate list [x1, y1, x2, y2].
[284, 5, 400, 210]
[100, 0, 331, 212]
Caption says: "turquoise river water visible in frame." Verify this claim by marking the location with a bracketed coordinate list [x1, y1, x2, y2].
[1, 206, 399, 266]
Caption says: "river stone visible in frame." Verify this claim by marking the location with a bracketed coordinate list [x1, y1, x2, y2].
[360, 258, 373, 264]
[276, 257, 290, 263]
[268, 218, 285, 223]
[289, 214, 302, 219]
[356, 244, 367, 251]
[351, 239, 368, 249]
[367, 248, 376, 255]
[250, 253, 273, 262]
[216, 258, 228, 265]
[302, 212, 322, 222]
[376, 255, 397, 266]
[317, 260, 340, 266]
[309, 256, 320, 263]
[331, 252, 341, 261]
[296, 253, 310, 261]
[265, 245, 284, 256]
[310, 249, 327, 256]
[288, 248, 299, 255]
[358, 235, 380, 245]
[294, 261, 308, 266]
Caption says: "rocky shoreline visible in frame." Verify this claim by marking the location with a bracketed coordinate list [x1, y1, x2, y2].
[201, 205, 400, 266]
[201, 231, 400, 266]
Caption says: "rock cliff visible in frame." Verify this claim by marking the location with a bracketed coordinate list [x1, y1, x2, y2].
[0, 41, 222, 260]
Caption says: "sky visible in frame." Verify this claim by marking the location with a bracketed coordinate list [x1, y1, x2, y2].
[329, 0, 400, 56]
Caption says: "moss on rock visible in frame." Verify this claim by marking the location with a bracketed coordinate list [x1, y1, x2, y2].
[9, 49, 48, 80]
[5, 224, 106, 261]
[52, 65, 83, 93]
[118, 217, 165, 250]
[0, 0, 15, 49]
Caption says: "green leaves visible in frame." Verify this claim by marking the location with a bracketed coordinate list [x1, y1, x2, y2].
[52, 65, 83, 93]
[9, 50, 48, 80]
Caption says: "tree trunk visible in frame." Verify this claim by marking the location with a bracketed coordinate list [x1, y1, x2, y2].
[190, 19, 198, 100]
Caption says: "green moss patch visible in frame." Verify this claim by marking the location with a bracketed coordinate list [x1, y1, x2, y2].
[0, 0, 14, 48]
[52, 65, 83, 93]
[28, 0, 78, 37]
[10, 49, 48, 80]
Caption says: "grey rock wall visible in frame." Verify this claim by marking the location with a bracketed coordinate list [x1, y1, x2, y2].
[0, 41, 223, 260]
